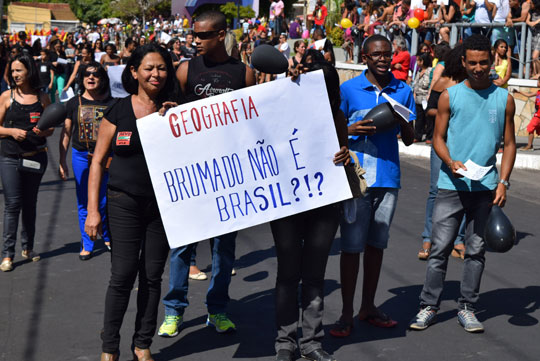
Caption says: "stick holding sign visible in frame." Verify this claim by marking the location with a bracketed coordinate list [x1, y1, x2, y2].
[137, 71, 352, 248]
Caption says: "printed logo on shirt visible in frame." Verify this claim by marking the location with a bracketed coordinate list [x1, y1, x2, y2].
[488, 109, 497, 124]
[29, 112, 40, 123]
[116, 131, 132, 146]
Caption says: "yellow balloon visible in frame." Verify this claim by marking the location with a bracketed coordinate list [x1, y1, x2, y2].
[341, 18, 353, 29]
[407, 17, 420, 29]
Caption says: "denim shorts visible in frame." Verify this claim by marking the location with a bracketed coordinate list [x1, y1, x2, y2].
[340, 188, 399, 253]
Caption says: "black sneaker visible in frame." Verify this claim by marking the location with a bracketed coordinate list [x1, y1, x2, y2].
[301, 349, 336, 361]
[276, 349, 294, 361]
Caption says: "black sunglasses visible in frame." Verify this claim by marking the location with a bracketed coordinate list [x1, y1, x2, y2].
[193, 30, 221, 40]
[83, 71, 100, 78]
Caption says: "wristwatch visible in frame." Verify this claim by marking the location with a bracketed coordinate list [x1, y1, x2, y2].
[499, 179, 510, 189]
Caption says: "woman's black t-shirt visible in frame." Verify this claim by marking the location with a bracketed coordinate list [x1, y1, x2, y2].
[0, 97, 46, 156]
[65, 95, 115, 153]
[50, 52, 67, 75]
[104, 95, 153, 196]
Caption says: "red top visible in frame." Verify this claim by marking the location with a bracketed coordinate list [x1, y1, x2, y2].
[391, 50, 410, 81]
[314, 5, 328, 26]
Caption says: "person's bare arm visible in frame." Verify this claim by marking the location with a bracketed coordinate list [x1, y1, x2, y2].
[512, 88, 537, 97]
[485, 0, 496, 14]
[48, 68, 55, 90]
[176, 60, 189, 95]
[433, 90, 467, 175]
[333, 109, 350, 165]
[84, 118, 115, 241]
[428, 64, 444, 96]
[245, 65, 256, 86]
[59, 117, 73, 180]
[64, 61, 80, 91]
[493, 94, 516, 207]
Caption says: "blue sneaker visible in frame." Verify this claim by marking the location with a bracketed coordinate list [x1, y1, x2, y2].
[458, 308, 484, 333]
[409, 306, 437, 330]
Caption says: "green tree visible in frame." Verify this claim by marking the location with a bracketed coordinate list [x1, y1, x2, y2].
[220, 2, 255, 25]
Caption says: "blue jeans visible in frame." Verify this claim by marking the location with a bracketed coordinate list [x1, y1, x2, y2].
[162, 232, 237, 316]
[420, 190, 492, 311]
[422, 146, 465, 246]
[0, 153, 47, 259]
[72, 148, 110, 251]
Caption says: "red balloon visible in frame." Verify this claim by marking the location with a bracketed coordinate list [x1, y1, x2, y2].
[414, 9, 425, 22]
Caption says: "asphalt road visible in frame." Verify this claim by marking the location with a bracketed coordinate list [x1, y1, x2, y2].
[1, 131, 539, 361]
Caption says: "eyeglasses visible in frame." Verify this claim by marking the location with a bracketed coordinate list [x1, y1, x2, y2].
[193, 30, 220, 40]
[83, 71, 100, 78]
[366, 51, 393, 60]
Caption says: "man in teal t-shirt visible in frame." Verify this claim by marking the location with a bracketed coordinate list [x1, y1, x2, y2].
[410, 35, 516, 333]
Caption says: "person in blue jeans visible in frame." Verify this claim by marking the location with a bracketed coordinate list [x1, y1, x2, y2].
[159, 233, 237, 337]
[410, 35, 516, 333]
[59, 62, 114, 260]
[419, 45, 468, 260]
[158, 10, 255, 338]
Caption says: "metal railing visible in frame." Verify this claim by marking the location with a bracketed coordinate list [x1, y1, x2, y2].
[411, 22, 531, 79]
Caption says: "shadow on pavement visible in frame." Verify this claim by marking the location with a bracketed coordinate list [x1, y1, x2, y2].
[477, 285, 540, 326]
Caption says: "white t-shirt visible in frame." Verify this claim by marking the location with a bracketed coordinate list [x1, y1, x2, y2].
[411, 0, 426, 10]
[87, 31, 100, 44]
[474, 0, 494, 23]
[492, 0, 510, 22]
[278, 42, 290, 59]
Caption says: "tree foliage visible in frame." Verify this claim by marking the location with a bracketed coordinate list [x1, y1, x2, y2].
[220, 2, 255, 22]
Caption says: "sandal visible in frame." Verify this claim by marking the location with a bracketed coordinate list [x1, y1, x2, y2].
[329, 319, 353, 338]
[358, 310, 398, 328]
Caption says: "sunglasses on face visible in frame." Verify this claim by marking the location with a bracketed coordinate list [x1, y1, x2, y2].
[193, 30, 220, 40]
[83, 71, 100, 78]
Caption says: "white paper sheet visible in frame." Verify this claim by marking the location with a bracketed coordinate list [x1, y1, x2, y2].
[455, 159, 493, 181]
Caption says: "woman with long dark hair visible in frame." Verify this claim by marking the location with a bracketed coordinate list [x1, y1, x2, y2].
[59, 62, 114, 260]
[85, 43, 178, 361]
[64, 44, 94, 93]
[49, 39, 67, 102]
[0, 55, 53, 272]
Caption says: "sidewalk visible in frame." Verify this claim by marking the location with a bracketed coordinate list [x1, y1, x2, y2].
[399, 136, 540, 170]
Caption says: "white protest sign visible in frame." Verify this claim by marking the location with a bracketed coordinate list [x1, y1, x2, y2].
[107, 65, 129, 98]
[137, 71, 352, 248]
[161, 31, 172, 44]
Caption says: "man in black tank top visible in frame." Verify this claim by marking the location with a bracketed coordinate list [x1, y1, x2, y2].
[158, 11, 255, 338]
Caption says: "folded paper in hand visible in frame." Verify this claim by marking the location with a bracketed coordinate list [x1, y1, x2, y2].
[381, 92, 413, 122]
[455, 159, 493, 181]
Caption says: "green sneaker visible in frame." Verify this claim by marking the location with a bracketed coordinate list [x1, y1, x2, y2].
[206, 313, 236, 333]
[158, 315, 183, 337]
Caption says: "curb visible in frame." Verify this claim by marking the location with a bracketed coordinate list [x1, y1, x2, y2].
[398, 142, 540, 171]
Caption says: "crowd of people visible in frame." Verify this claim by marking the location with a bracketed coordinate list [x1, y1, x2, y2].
[0, 3, 527, 361]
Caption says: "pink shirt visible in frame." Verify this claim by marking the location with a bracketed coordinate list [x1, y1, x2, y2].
[275, 0, 284, 16]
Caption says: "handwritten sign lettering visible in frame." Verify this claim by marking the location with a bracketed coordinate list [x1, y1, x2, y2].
[137, 71, 352, 248]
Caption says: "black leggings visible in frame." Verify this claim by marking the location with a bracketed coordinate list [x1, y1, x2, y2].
[102, 188, 170, 353]
[270, 204, 340, 354]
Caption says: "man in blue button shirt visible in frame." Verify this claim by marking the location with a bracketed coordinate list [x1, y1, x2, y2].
[330, 34, 416, 337]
